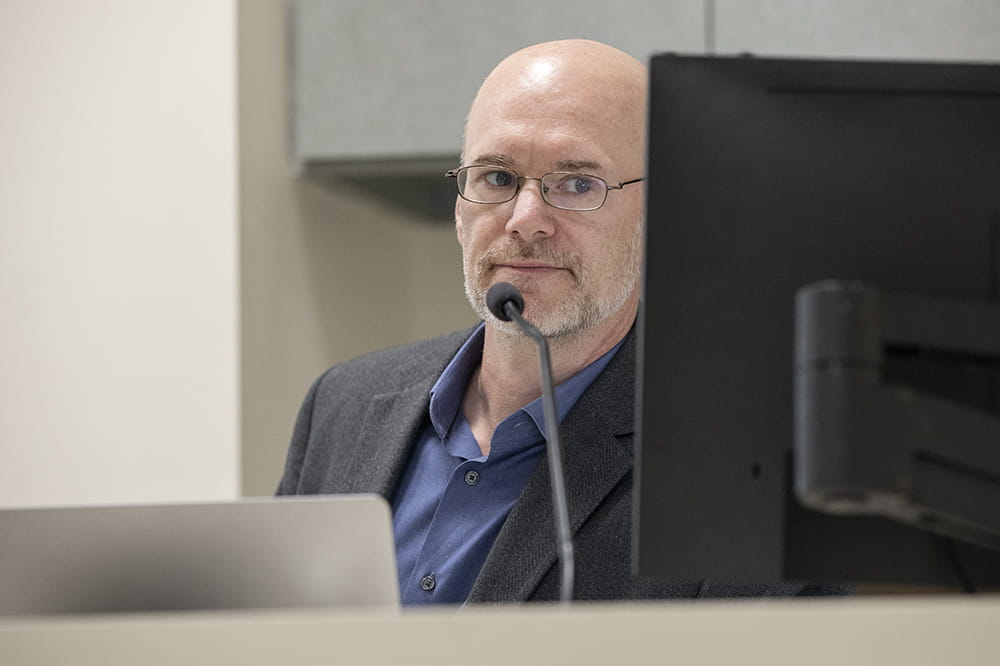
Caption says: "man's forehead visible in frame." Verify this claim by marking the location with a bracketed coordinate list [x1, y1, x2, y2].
[462, 73, 641, 175]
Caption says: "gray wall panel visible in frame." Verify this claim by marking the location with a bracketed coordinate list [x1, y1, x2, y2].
[714, 0, 1000, 60]
[293, 0, 705, 165]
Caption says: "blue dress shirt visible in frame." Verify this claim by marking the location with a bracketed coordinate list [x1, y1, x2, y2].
[391, 324, 624, 605]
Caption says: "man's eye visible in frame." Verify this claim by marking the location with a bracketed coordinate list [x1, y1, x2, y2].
[485, 170, 515, 187]
[558, 175, 599, 195]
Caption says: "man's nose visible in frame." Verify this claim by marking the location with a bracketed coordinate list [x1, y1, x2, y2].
[504, 179, 556, 240]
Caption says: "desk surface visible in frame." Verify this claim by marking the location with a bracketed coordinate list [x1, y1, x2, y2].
[2, 596, 998, 665]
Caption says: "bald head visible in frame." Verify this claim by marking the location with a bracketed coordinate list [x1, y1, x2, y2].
[463, 40, 648, 175]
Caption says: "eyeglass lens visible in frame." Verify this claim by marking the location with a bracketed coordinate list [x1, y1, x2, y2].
[458, 166, 608, 211]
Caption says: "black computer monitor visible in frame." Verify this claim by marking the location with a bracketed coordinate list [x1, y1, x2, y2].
[635, 54, 1000, 590]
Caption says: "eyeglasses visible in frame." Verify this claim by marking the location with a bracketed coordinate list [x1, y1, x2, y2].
[445, 165, 644, 212]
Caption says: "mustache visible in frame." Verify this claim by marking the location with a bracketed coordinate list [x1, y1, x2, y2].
[477, 241, 580, 275]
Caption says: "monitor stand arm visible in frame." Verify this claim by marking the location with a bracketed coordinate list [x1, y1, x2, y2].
[794, 280, 1000, 552]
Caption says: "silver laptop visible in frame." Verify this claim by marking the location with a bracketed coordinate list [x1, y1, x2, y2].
[0, 494, 399, 615]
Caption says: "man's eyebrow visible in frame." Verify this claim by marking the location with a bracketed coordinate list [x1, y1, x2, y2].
[469, 155, 605, 173]
[470, 153, 516, 168]
[553, 159, 603, 173]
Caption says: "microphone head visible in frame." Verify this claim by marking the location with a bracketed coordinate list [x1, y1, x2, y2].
[486, 282, 525, 322]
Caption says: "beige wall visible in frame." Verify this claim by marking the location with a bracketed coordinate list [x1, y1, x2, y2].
[0, 0, 476, 507]
[0, 1, 239, 506]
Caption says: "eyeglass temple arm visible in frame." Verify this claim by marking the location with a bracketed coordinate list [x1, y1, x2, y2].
[607, 178, 645, 190]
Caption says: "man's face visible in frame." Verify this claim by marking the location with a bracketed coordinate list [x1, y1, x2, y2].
[456, 56, 644, 339]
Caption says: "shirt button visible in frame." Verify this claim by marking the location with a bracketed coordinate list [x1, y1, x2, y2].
[420, 574, 436, 591]
[464, 469, 480, 486]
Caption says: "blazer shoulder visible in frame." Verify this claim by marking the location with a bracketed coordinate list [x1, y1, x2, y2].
[315, 326, 477, 394]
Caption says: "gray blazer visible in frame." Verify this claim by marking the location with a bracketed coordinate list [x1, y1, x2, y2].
[277, 326, 843, 602]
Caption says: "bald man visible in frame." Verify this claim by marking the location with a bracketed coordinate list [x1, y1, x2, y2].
[278, 40, 842, 604]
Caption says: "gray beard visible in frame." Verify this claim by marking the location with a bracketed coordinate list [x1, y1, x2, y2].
[462, 231, 641, 339]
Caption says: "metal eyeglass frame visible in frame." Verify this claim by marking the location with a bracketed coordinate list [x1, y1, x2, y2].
[445, 165, 644, 212]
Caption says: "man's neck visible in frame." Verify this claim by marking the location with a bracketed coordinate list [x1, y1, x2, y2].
[461, 305, 636, 455]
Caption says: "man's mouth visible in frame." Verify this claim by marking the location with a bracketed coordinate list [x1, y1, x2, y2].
[495, 261, 564, 272]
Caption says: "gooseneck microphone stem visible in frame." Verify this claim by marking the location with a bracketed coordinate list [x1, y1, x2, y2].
[503, 303, 575, 604]
[487, 282, 574, 604]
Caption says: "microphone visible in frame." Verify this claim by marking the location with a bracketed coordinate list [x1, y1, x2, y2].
[485, 282, 575, 603]
[485, 282, 525, 323]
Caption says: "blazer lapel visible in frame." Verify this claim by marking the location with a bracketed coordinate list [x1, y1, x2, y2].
[468, 331, 636, 602]
[334, 327, 478, 497]
[341, 380, 435, 497]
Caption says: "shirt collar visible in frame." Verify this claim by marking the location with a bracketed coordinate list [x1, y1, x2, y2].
[517, 336, 623, 437]
[428, 323, 626, 444]
[428, 324, 486, 440]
